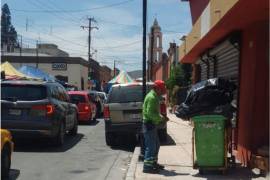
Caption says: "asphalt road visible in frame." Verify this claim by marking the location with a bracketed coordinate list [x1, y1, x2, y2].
[8, 119, 135, 180]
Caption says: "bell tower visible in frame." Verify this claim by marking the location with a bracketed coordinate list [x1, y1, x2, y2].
[148, 18, 163, 64]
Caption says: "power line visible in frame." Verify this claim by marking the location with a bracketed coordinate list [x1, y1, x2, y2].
[163, 30, 187, 34]
[96, 40, 141, 50]
[97, 18, 141, 29]
[19, 23, 88, 48]
[11, 0, 134, 13]
[26, 0, 82, 26]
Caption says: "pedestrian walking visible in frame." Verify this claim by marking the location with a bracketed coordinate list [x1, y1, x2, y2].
[142, 80, 169, 174]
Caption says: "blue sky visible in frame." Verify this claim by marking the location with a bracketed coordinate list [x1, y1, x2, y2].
[2, 0, 192, 71]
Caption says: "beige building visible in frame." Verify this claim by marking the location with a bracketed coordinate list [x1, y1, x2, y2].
[1, 56, 89, 90]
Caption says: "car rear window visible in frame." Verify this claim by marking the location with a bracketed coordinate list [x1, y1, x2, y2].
[107, 85, 153, 103]
[69, 94, 86, 103]
[1, 84, 47, 101]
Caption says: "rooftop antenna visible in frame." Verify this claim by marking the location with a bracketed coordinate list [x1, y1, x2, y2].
[50, 25, 53, 35]
[26, 18, 28, 32]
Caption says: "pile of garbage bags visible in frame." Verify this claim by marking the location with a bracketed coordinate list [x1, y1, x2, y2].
[175, 78, 236, 120]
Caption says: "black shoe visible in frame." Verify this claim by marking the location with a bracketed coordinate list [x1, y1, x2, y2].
[155, 163, 165, 169]
[143, 168, 160, 174]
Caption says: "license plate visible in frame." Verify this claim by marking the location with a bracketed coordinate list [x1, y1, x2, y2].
[9, 109, 22, 116]
[132, 114, 141, 119]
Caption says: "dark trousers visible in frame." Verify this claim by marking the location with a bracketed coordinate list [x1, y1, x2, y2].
[143, 123, 160, 170]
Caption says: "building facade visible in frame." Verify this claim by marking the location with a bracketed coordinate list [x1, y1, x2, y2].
[179, 0, 269, 168]
[99, 65, 112, 83]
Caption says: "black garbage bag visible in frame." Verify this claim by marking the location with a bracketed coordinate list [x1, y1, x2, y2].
[175, 78, 236, 119]
[175, 103, 234, 120]
[184, 78, 236, 107]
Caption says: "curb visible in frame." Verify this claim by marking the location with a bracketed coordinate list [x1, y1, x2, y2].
[125, 146, 140, 180]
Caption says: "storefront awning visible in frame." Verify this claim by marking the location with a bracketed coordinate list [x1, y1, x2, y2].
[0, 62, 36, 80]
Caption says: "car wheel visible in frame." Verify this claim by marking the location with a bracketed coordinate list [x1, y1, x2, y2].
[158, 128, 167, 142]
[1, 145, 11, 179]
[54, 121, 65, 146]
[69, 115, 78, 136]
[105, 132, 116, 146]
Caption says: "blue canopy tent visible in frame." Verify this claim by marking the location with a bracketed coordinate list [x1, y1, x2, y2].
[18, 65, 55, 81]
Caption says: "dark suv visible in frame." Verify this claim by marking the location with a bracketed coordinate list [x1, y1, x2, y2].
[1, 80, 78, 146]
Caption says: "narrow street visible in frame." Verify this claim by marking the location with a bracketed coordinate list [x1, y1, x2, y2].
[9, 119, 134, 180]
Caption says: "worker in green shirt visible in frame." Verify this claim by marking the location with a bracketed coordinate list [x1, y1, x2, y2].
[143, 80, 168, 174]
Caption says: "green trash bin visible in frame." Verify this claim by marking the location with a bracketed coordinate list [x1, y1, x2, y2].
[193, 115, 226, 167]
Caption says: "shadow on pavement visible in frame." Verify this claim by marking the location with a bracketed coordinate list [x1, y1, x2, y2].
[160, 134, 176, 146]
[192, 166, 266, 180]
[14, 133, 84, 153]
[110, 135, 137, 152]
[78, 119, 100, 126]
[7, 169, 20, 180]
[160, 169, 189, 176]
[108, 132, 176, 152]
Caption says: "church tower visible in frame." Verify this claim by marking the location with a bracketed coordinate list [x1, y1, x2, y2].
[148, 19, 163, 80]
[148, 18, 163, 64]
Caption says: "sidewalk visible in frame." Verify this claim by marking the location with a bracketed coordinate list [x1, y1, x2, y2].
[126, 112, 267, 180]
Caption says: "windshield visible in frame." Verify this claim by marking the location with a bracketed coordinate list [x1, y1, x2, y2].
[1, 84, 47, 101]
[107, 85, 153, 103]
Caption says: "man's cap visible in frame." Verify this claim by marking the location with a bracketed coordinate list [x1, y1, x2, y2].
[154, 80, 166, 92]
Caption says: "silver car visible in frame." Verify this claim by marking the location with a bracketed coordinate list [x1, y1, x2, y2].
[104, 82, 167, 146]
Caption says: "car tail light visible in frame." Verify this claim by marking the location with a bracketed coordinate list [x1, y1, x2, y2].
[103, 104, 110, 120]
[32, 104, 54, 115]
[46, 105, 54, 115]
[84, 105, 89, 111]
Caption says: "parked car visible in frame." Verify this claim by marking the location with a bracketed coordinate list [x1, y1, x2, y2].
[88, 90, 103, 118]
[104, 82, 167, 146]
[68, 91, 96, 123]
[1, 129, 14, 179]
[96, 91, 107, 116]
[1, 80, 78, 146]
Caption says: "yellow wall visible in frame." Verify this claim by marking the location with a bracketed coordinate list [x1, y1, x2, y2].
[179, 0, 238, 62]
[210, 0, 238, 27]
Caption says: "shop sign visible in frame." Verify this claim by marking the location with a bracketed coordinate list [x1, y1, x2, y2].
[52, 63, 67, 70]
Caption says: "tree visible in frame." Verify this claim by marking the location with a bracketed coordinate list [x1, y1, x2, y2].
[166, 63, 191, 90]
[166, 62, 192, 107]
[1, 3, 19, 50]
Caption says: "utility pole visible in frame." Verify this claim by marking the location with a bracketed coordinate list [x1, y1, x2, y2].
[142, 0, 147, 100]
[81, 17, 98, 81]
[81, 17, 98, 62]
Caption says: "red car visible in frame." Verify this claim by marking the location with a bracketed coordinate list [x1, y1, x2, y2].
[68, 91, 96, 123]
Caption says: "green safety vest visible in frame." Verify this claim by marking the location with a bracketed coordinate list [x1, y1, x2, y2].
[143, 90, 162, 125]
